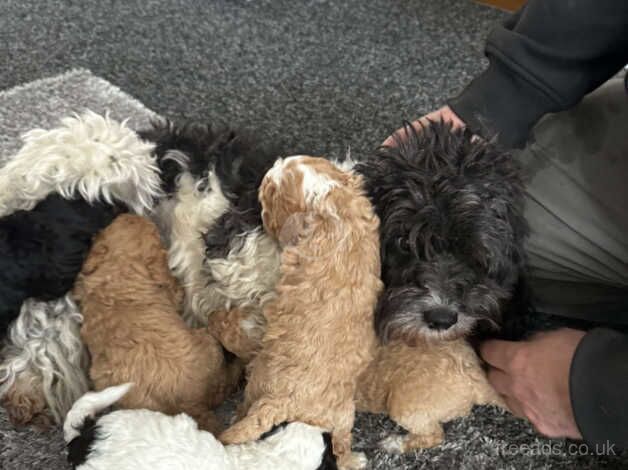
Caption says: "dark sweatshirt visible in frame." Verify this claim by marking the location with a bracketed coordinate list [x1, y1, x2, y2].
[448, 0, 628, 149]
[448, 0, 628, 450]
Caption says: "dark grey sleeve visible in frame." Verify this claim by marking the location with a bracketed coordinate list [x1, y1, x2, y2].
[448, 0, 628, 148]
[570, 328, 628, 449]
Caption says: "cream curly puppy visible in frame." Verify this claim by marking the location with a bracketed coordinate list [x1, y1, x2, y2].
[219, 156, 382, 470]
[356, 338, 504, 454]
[74, 214, 241, 433]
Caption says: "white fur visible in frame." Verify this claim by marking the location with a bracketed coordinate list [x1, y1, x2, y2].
[158, 171, 229, 323]
[379, 435, 406, 454]
[297, 162, 338, 205]
[333, 149, 356, 172]
[269, 155, 338, 205]
[160, 171, 281, 328]
[65, 386, 330, 470]
[0, 110, 162, 216]
[64, 382, 133, 441]
[0, 296, 90, 423]
[266, 156, 292, 184]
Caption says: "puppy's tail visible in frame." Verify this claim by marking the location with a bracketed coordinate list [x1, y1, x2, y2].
[63, 383, 132, 443]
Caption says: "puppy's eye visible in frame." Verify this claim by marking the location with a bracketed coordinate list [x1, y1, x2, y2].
[397, 238, 410, 252]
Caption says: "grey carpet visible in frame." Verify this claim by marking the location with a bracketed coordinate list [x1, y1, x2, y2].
[2, 0, 500, 159]
[1, 1, 627, 468]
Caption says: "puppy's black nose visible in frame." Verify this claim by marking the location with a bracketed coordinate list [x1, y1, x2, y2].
[423, 307, 458, 330]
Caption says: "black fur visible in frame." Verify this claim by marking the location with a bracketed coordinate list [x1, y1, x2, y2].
[138, 119, 280, 259]
[204, 130, 280, 257]
[259, 421, 289, 440]
[356, 121, 528, 340]
[316, 432, 338, 470]
[66, 417, 99, 469]
[138, 120, 222, 194]
[0, 195, 118, 335]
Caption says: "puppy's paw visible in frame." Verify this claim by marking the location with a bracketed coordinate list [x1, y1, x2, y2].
[380, 429, 444, 454]
[339, 451, 368, 470]
[379, 434, 406, 454]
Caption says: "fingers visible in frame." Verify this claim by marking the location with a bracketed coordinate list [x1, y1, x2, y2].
[382, 120, 425, 147]
[479, 339, 523, 371]
[381, 106, 466, 147]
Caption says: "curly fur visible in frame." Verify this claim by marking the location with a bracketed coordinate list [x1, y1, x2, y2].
[0, 295, 89, 427]
[0, 111, 162, 217]
[140, 120, 282, 336]
[356, 338, 503, 454]
[64, 384, 337, 470]
[73, 214, 242, 433]
[220, 156, 382, 470]
[139, 120, 229, 195]
[355, 122, 527, 342]
[0, 194, 118, 336]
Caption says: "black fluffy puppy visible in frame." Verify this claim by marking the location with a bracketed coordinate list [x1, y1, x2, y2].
[0, 195, 117, 335]
[356, 122, 528, 342]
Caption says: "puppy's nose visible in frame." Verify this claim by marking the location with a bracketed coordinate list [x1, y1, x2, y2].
[423, 307, 458, 330]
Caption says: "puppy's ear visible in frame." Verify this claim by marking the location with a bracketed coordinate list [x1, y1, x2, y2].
[81, 243, 109, 275]
[277, 212, 312, 246]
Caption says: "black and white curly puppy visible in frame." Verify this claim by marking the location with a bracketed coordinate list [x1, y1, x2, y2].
[356, 122, 528, 342]
[0, 194, 118, 336]
[140, 121, 282, 341]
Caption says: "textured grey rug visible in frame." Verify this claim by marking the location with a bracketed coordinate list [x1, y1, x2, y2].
[1, 70, 627, 470]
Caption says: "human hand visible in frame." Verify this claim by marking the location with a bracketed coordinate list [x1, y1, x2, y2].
[382, 105, 466, 147]
[480, 328, 586, 439]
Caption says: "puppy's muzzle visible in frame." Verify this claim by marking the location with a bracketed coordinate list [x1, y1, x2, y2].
[422, 307, 458, 331]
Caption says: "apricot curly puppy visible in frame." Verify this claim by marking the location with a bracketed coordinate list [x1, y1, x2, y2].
[219, 156, 381, 470]
[73, 214, 241, 433]
[356, 338, 504, 454]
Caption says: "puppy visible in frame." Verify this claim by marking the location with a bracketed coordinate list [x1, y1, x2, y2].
[220, 156, 382, 470]
[205, 307, 504, 455]
[0, 111, 161, 218]
[73, 214, 241, 433]
[0, 194, 118, 336]
[140, 121, 281, 345]
[64, 384, 338, 470]
[0, 296, 89, 427]
[356, 338, 503, 454]
[355, 122, 527, 342]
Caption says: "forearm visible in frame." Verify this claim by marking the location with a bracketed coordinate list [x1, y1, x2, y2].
[570, 328, 628, 448]
[448, 0, 628, 148]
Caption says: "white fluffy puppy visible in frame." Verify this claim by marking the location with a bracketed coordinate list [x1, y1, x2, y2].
[0, 110, 162, 217]
[64, 384, 337, 470]
[0, 296, 89, 426]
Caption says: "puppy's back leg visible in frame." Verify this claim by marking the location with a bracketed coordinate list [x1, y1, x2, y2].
[327, 401, 367, 470]
[332, 429, 367, 470]
[219, 398, 287, 445]
[182, 403, 223, 435]
[379, 390, 447, 454]
[379, 424, 445, 454]
[207, 308, 261, 361]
